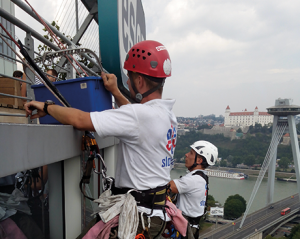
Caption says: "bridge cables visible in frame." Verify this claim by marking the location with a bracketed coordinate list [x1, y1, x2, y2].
[239, 122, 287, 229]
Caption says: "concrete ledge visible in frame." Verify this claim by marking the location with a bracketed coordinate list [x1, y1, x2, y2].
[0, 123, 83, 177]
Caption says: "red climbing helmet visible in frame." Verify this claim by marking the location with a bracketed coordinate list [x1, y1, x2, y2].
[124, 40, 172, 78]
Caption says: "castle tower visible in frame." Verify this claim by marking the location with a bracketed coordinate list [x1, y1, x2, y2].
[253, 106, 258, 123]
[224, 105, 230, 126]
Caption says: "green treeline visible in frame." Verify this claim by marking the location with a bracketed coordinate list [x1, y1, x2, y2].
[174, 131, 294, 167]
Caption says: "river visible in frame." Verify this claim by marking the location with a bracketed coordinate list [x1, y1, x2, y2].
[171, 168, 298, 213]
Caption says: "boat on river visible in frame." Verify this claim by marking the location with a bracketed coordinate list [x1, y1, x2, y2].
[206, 169, 248, 180]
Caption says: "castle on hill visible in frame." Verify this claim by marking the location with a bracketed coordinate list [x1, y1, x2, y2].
[224, 106, 273, 127]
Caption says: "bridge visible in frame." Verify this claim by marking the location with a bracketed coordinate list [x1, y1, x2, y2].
[200, 194, 300, 239]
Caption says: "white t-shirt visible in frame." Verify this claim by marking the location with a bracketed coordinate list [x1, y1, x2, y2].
[90, 99, 177, 218]
[174, 169, 207, 218]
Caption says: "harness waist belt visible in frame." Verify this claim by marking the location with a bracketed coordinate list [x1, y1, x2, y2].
[186, 215, 202, 226]
[112, 185, 167, 210]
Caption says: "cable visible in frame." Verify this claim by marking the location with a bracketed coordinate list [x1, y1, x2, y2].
[55, 0, 69, 23]
[62, 2, 76, 36]
[239, 123, 287, 228]
[59, 0, 73, 31]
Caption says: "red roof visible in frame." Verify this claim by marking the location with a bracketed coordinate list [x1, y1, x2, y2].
[226, 105, 230, 110]
[230, 112, 254, 116]
[283, 133, 290, 137]
[255, 106, 258, 109]
[245, 109, 247, 111]
[220, 124, 224, 126]
[229, 112, 271, 116]
[259, 112, 271, 116]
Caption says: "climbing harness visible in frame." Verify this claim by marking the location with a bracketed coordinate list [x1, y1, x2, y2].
[181, 171, 209, 239]
[80, 131, 114, 201]
[112, 185, 167, 213]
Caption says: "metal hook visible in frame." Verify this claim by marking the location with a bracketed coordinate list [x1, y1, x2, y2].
[127, 189, 141, 194]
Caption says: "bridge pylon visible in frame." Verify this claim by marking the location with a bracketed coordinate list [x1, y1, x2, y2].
[240, 98, 300, 229]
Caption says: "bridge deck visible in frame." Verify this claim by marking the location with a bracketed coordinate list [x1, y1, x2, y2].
[200, 194, 300, 239]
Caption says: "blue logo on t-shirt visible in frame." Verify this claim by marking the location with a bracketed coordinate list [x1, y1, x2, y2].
[166, 125, 177, 155]
[162, 157, 174, 168]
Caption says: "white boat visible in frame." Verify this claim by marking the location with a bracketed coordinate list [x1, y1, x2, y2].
[206, 169, 247, 180]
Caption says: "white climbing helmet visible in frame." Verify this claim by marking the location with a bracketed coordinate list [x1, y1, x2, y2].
[190, 140, 218, 166]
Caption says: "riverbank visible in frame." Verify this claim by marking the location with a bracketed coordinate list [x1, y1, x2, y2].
[174, 163, 296, 179]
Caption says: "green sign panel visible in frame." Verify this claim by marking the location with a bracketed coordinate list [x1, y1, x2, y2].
[98, 0, 146, 96]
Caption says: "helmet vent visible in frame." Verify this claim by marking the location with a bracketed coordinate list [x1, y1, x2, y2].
[137, 49, 140, 52]
[143, 56, 146, 60]
[133, 54, 135, 57]
[210, 155, 214, 162]
[142, 50, 145, 53]
[132, 49, 135, 52]
[150, 61, 158, 68]
[148, 52, 151, 56]
[137, 55, 140, 58]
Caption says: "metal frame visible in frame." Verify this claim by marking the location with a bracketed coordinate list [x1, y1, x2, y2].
[0, 1, 119, 238]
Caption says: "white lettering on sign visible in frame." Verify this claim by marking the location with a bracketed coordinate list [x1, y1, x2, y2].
[118, 0, 146, 86]
[210, 207, 224, 216]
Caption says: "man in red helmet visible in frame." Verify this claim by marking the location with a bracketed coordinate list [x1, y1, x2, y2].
[24, 40, 177, 238]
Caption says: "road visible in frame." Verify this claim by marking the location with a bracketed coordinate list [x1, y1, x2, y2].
[200, 194, 299, 239]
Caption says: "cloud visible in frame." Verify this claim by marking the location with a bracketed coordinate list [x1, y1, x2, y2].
[12, 0, 300, 117]
[141, 0, 300, 116]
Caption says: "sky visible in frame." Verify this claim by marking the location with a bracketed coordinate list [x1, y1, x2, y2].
[14, 0, 300, 117]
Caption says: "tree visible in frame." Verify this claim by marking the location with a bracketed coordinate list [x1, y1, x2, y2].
[236, 128, 242, 133]
[220, 160, 227, 167]
[244, 155, 255, 166]
[256, 156, 264, 165]
[207, 195, 216, 210]
[224, 199, 244, 219]
[227, 155, 234, 163]
[289, 224, 300, 239]
[225, 194, 247, 212]
[278, 157, 289, 170]
[264, 236, 274, 239]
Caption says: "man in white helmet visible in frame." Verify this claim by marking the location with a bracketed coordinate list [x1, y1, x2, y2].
[168, 140, 218, 239]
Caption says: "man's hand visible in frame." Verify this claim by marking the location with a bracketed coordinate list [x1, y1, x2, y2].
[24, 101, 46, 119]
[101, 72, 120, 96]
[168, 180, 179, 194]
[101, 72, 130, 107]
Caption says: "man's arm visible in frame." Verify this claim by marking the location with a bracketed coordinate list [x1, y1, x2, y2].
[101, 72, 130, 107]
[168, 180, 179, 194]
[24, 101, 95, 131]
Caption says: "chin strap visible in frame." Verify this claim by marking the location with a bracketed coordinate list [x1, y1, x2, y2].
[128, 71, 165, 103]
[188, 153, 200, 171]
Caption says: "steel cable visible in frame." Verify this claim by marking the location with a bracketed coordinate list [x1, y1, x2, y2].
[240, 123, 287, 228]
